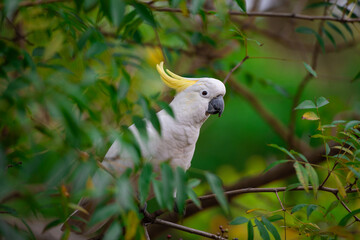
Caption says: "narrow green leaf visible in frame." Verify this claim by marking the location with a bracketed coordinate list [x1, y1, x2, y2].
[285, 183, 301, 191]
[190, 0, 206, 14]
[263, 160, 290, 173]
[187, 188, 201, 208]
[247, 220, 254, 240]
[89, 204, 120, 226]
[268, 144, 296, 160]
[306, 163, 319, 197]
[342, 22, 353, 38]
[347, 166, 360, 179]
[175, 167, 187, 215]
[267, 215, 284, 222]
[327, 22, 347, 42]
[254, 218, 270, 240]
[103, 221, 122, 240]
[205, 172, 230, 215]
[149, 108, 161, 135]
[132, 2, 156, 27]
[339, 208, 360, 226]
[109, 0, 125, 27]
[294, 99, 317, 110]
[138, 163, 153, 205]
[235, 0, 247, 12]
[325, 201, 339, 217]
[43, 219, 63, 233]
[305, 2, 333, 9]
[345, 120, 360, 131]
[153, 179, 165, 208]
[262, 216, 281, 240]
[132, 116, 148, 140]
[306, 204, 318, 219]
[322, 27, 336, 48]
[161, 164, 175, 210]
[351, 71, 360, 82]
[230, 216, 248, 225]
[294, 162, 309, 192]
[296, 27, 325, 53]
[290, 150, 309, 162]
[303, 62, 318, 78]
[316, 97, 329, 108]
[156, 100, 175, 118]
[188, 178, 201, 188]
[325, 143, 330, 155]
[291, 204, 307, 214]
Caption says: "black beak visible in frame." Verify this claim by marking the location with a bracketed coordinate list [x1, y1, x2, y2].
[207, 95, 224, 117]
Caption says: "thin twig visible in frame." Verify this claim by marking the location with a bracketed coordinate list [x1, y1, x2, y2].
[153, 218, 227, 240]
[149, 7, 360, 23]
[275, 191, 285, 211]
[334, 193, 360, 222]
[143, 226, 151, 240]
[223, 55, 249, 84]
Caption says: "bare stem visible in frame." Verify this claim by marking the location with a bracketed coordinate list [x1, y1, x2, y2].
[223, 55, 249, 84]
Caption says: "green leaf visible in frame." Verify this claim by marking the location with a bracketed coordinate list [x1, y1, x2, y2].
[296, 27, 325, 53]
[291, 204, 307, 214]
[345, 120, 360, 131]
[247, 220, 254, 240]
[153, 179, 165, 208]
[263, 160, 290, 173]
[230, 216, 248, 225]
[103, 221, 122, 240]
[290, 150, 309, 162]
[254, 218, 270, 240]
[43, 219, 63, 233]
[325, 201, 339, 217]
[316, 97, 329, 108]
[306, 163, 319, 197]
[138, 163, 153, 205]
[347, 166, 360, 179]
[326, 22, 347, 42]
[133, 116, 148, 140]
[161, 164, 175, 210]
[338, 208, 360, 226]
[175, 167, 187, 215]
[342, 22, 353, 38]
[156, 100, 175, 118]
[303, 62, 318, 78]
[285, 183, 301, 191]
[132, 2, 156, 27]
[305, 2, 333, 9]
[187, 187, 201, 208]
[294, 99, 317, 110]
[262, 216, 281, 240]
[306, 204, 318, 219]
[149, 108, 161, 135]
[89, 204, 120, 226]
[351, 71, 360, 82]
[85, 42, 107, 59]
[322, 27, 336, 48]
[267, 215, 284, 222]
[205, 172, 230, 215]
[302, 111, 320, 121]
[268, 144, 296, 160]
[235, 0, 247, 12]
[325, 143, 330, 155]
[110, 0, 125, 27]
[294, 162, 309, 192]
[190, 0, 206, 14]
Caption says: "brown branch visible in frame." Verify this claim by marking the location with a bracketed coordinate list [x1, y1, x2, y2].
[153, 218, 227, 240]
[223, 55, 249, 84]
[275, 191, 285, 211]
[334, 193, 360, 222]
[149, 6, 360, 23]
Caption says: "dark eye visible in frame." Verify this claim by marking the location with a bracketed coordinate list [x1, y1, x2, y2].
[201, 90, 208, 96]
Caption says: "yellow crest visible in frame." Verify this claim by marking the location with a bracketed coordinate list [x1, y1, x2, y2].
[156, 62, 197, 92]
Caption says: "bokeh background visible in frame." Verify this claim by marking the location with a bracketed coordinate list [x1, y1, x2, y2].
[1, 0, 360, 239]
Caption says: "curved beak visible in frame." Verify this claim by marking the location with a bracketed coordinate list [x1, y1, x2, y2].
[207, 95, 224, 117]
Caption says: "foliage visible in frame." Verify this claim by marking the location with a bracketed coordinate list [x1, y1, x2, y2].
[1, 0, 360, 239]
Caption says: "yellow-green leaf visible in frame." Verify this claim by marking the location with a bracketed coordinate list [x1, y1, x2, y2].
[302, 111, 320, 121]
[306, 163, 319, 197]
[333, 174, 346, 198]
[294, 162, 309, 192]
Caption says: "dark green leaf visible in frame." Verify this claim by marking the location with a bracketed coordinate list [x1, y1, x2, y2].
[296, 27, 325, 53]
[133, 116, 148, 140]
[305, 2, 333, 9]
[175, 167, 187, 215]
[247, 220, 254, 240]
[290, 150, 309, 162]
[325, 201, 339, 217]
[110, 0, 125, 27]
[322, 27, 336, 48]
[85, 42, 107, 58]
[351, 71, 360, 82]
[132, 2, 156, 27]
[229, 216, 248, 225]
[149, 108, 161, 135]
[205, 172, 230, 215]
[89, 204, 120, 226]
[306, 204, 318, 219]
[268, 144, 296, 160]
[342, 22, 353, 38]
[235, 0, 247, 12]
[254, 218, 270, 240]
[263, 160, 290, 173]
[294, 99, 317, 110]
[316, 96, 329, 108]
[303, 62, 318, 78]
[156, 100, 175, 118]
[153, 179, 165, 208]
[190, 0, 206, 14]
[339, 208, 360, 226]
[267, 215, 284, 222]
[139, 163, 153, 205]
[187, 188, 201, 208]
[43, 219, 63, 233]
[326, 22, 346, 42]
[291, 204, 307, 214]
[161, 163, 175, 210]
[262, 216, 281, 240]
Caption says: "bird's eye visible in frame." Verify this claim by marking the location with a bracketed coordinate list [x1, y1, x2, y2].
[201, 90, 208, 96]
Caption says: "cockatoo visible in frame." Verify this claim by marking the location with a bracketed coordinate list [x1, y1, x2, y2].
[62, 61, 226, 237]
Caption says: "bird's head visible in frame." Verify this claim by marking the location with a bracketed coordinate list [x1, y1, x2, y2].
[156, 62, 226, 125]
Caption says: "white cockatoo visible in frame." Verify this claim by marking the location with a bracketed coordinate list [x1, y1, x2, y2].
[62, 61, 226, 237]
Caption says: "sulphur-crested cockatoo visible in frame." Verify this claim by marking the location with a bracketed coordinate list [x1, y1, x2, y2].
[63, 61, 226, 236]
